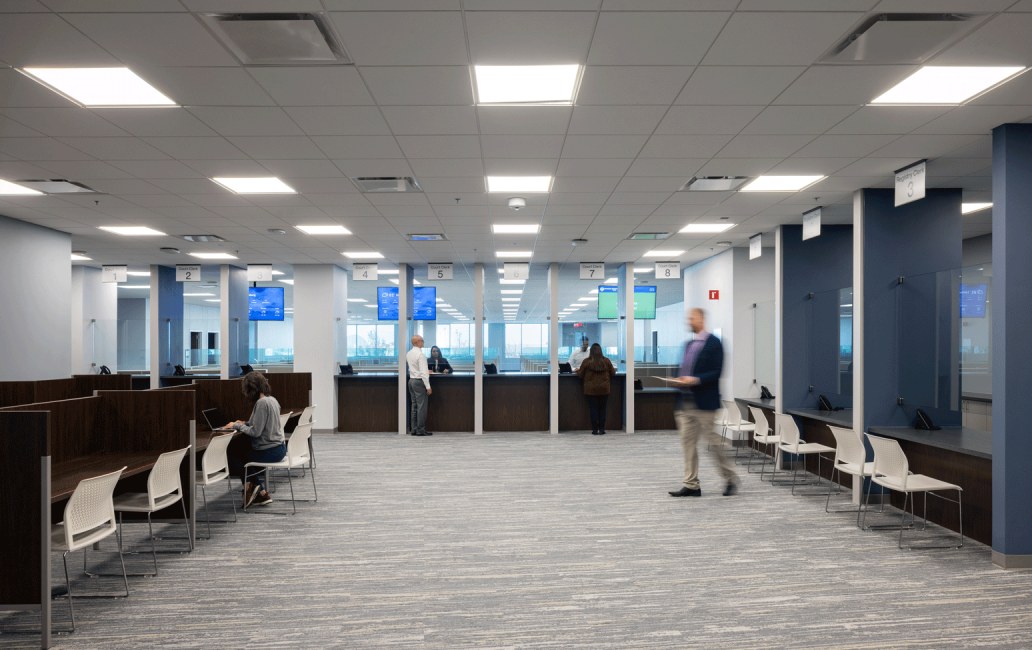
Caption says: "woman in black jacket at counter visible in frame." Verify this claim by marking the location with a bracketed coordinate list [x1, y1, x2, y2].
[429, 346, 452, 374]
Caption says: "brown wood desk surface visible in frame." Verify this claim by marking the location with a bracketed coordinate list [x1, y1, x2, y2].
[51, 452, 158, 503]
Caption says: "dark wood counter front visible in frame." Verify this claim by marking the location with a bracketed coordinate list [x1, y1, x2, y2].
[425, 374, 474, 432]
[634, 387, 678, 431]
[484, 374, 549, 431]
[558, 374, 624, 431]
[337, 374, 398, 432]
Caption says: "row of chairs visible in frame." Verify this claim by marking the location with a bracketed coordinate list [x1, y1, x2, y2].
[718, 400, 964, 550]
[52, 406, 318, 634]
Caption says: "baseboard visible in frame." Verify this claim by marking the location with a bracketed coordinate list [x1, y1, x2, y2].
[313, 428, 334, 434]
[993, 551, 1032, 570]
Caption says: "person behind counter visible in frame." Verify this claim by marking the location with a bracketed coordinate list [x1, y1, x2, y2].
[568, 336, 590, 369]
[576, 343, 617, 435]
[225, 371, 286, 507]
[429, 345, 452, 374]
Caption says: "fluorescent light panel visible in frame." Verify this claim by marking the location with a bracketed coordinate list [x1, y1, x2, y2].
[962, 202, 992, 214]
[189, 252, 237, 259]
[487, 176, 552, 193]
[205, 299, 221, 302]
[500, 290, 523, 294]
[212, 177, 295, 194]
[279, 279, 294, 285]
[117, 285, 149, 289]
[126, 271, 150, 277]
[496, 251, 533, 258]
[474, 65, 579, 104]
[99, 226, 165, 236]
[492, 224, 540, 234]
[741, 176, 824, 192]
[296, 225, 351, 235]
[499, 279, 525, 285]
[0, 179, 42, 195]
[184, 293, 213, 296]
[71, 254, 92, 261]
[872, 67, 1025, 104]
[344, 252, 383, 259]
[347, 298, 367, 303]
[681, 224, 734, 233]
[22, 67, 175, 106]
[633, 267, 653, 273]
[643, 250, 684, 258]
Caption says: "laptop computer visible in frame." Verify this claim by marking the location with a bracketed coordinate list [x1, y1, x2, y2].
[202, 407, 235, 433]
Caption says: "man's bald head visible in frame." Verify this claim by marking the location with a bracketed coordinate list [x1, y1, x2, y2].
[411, 335, 424, 348]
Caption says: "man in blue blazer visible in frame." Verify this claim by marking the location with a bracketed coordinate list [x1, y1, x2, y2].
[669, 308, 738, 497]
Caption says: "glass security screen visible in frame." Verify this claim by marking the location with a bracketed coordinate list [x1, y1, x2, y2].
[960, 283, 988, 318]
[597, 285, 618, 319]
[377, 286, 399, 321]
[634, 286, 657, 319]
[248, 287, 284, 321]
[413, 286, 436, 321]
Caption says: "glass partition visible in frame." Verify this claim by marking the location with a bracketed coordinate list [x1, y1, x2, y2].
[89, 318, 119, 373]
[247, 275, 293, 367]
[558, 263, 617, 373]
[898, 270, 961, 412]
[959, 263, 992, 398]
[753, 300, 776, 387]
[808, 286, 853, 400]
[484, 263, 548, 373]
[409, 263, 475, 372]
[633, 266, 684, 370]
[346, 266, 399, 370]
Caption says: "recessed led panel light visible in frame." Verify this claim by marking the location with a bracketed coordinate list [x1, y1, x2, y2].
[962, 202, 992, 214]
[21, 68, 176, 106]
[502, 297, 520, 301]
[99, 226, 166, 236]
[499, 279, 526, 285]
[212, 177, 295, 194]
[570, 303, 586, 307]
[71, 254, 92, 261]
[496, 251, 533, 258]
[347, 298, 367, 303]
[0, 179, 42, 195]
[500, 290, 523, 295]
[272, 270, 284, 275]
[492, 224, 540, 234]
[126, 271, 151, 277]
[184, 292, 214, 297]
[189, 252, 238, 259]
[604, 278, 618, 284]
[377, 269, 399, 274]
[475, 65, 579, 104]
[740, 176, 824, 192]
[279, 279, 294, 285]
[487, 177, 552, 193]
[389, 279, 399, 284]
[580, 297, 597, 301]
[343, 251, 383, 259]
[633, 267, 653, 273]
[117, 285, 149, 289]
[681, 223, 735, 233]
[872, 66, 1025, 104]
[643, 250, 685, 258]
[296, 225, 351, 235]
[205, 299, 221, 302]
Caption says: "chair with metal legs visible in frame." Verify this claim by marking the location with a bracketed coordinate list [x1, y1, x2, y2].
[721, 400, 755, 462]
[862, 434, 964, 550]
[195, 433, 237, 540]
[51, 467, 129, 634]
[770, 414, 835, 494]
[709, 402, 729, 450]
[244, 420, 317, 515]
[111, 447, 193, 576]
[746, 406, 780, 475]
[825, 425, 875, 524]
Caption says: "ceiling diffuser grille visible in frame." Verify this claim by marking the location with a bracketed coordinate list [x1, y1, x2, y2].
[200, 13, 350, 65]
[820, 14, 986, 65]
[351, 177, 423, 193]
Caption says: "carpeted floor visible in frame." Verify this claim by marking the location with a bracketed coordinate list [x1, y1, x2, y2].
[2, 431, 1031, 649]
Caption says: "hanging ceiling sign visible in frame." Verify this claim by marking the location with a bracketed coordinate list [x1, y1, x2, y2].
[749, 234, 762, 260]
[802, 207, 821, 241]
[894, 160, 926, 207]
[102, 265, 127, 283]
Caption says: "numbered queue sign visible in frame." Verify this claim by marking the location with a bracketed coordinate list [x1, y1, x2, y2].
[176, 265, 201, 282]
[354, 263, 378, 281]
[247, 264, 272, 282]
[655, 262, 680, 279]
[428, 263, 453, 280]
[503, 263, 529, 281]
[580, 262, 604, 280]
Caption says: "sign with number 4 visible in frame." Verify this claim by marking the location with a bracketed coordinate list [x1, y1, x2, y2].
[428, 263, 453, 280]
[655, 262, 680, 279]
[354, 263, 377, 281]
[176, 265, 201, 282]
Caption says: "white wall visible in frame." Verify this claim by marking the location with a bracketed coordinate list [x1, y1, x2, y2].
[732, 246, 776, 399]
[71, 266, 118, 374]
[294, 265, 347, 430]
[118, 297, 149, 370]
[0, 215, 71, 380]
[683, 249, 735, 398]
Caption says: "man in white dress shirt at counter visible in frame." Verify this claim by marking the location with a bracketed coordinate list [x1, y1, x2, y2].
[406, 335, 433, 436]
[568, 336, 590, 369]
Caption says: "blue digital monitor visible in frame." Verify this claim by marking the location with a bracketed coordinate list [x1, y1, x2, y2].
[597, 285, 619, 319]
[634, 285, 657, 319]
[413, 286, 436, 321]
[960, 283, 988, 318]
[377, 286, 399, 320]
[248, 287, 284, 321]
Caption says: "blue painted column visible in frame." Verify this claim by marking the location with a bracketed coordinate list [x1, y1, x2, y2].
[992, 124, 1032, 568]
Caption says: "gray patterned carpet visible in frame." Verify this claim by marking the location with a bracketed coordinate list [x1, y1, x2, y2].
[3, 432, 1031, 649]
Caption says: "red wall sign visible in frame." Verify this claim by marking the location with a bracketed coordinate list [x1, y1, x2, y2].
[709, 290, 719, 300]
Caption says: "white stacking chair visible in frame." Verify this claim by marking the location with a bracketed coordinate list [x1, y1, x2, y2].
[112, 446, 193, 575]
[771, 414, 835, 494]
[244, 420, 317, 515]
[278, 412, 291, 430]
[825, 426, 875, 524]
[52, 467, 129, 633]
[862, 434, 964, 550]
[709, 403, 730, 450]
[746, 406, 780, 475]
[721, 400, 756, 462]
[300, 405, 317, 469]
[195, 433, 237, 540]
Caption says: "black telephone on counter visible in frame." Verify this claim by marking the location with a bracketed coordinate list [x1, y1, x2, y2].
[759, 385, 774, 399]
[240, 364, 254, 375]
[339, 364, 354, 375]
[818, 394, 844, 411]
[914, 409, 941, 430]
[98, 365, 111, 375]
[484, 363, 498, 375]
[173, 364, 186, 376]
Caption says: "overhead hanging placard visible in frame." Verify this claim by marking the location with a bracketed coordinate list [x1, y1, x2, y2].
[749, 234, 762, 260]
[353, 263, 377, 281]
[247, 264, 272, 282]
[428, 263, 453, 280]
[894, 160, 926, 207]
[802, 207, 821, 241]
[655, 262, 680, 279]
[579, 262, 604, 280]
[176, 264, 201, 282]
[102, 265, 127, 283]
[504, 262, 529, 281]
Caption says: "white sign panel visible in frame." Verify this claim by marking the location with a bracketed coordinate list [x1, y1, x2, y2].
[247, 264, 272, 282]
[504, 263, 530, 281]
[655, 262, 680, 279]
[353, 263, 377, 281]
[894, 160, 926, 207]
[176, 264, 201, 282]
[428, 263, 453, 280]
[102, 265, 127, 283]
[749, 234, 762, 260]
[579, 262, 604, 280]
[802, 207, 821, 241]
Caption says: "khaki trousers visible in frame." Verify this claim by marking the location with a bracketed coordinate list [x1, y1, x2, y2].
[676, 404, 736, 490]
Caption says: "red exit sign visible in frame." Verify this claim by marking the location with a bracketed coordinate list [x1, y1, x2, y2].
[709, 290, 720, 300]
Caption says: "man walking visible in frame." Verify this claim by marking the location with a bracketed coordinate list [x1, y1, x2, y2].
[669, 308, 737, 497]
[406, 335, 432, 436]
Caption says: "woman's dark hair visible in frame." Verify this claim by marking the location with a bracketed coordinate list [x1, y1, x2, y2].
[242, 371, 271, 403]
[586, 343, 607, 373]
[430, 345, 442, 358]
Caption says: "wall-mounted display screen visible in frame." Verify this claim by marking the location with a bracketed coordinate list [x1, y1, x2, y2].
[377, 286, 399, 320]
[597, 285, 618, 319]
[634, 286, 657, 319]
[248, 287, 284, 321]
[413, 286, 436, 320]
[960, 283, 988, 318]
[596, 285, 658, 319]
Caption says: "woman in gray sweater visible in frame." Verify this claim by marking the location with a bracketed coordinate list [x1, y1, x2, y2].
[226, 372, 286, 507]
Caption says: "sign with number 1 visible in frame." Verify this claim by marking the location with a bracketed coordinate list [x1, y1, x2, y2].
[102, 265, 127, 283]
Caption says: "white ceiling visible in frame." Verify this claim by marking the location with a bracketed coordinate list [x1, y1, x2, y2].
[1, 0, 1024, 278]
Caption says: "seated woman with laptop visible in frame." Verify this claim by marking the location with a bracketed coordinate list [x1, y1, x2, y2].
[225, 372, 286, 507]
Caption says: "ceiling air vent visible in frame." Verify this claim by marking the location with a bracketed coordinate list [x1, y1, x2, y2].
[200, 13, 350, 65]
[408, 234, 447, 241]
[679, 177, 750, 192]
[351, 177, 423, 193]
[180, 235, 227, 243]
[627, 233, 671, 241]
[821, 14, 987, 65]
[15, 179, 99, 194]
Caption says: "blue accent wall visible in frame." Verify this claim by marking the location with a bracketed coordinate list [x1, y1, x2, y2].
[861, 188, 962, 430]
[992, 124, 1032, 557]
[781, 224, 853, 410]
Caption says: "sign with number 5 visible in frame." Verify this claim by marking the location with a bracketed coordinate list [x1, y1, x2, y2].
[428, 263, 453, 280]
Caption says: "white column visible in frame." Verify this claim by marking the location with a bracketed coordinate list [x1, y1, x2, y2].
[219, 264, 247, 379]
[548, 262, 559, 434]
[851, 190, 865, 505]
[71, 266, 118, 375]
[624, 262, 635, 433]
[294, 265, 347, 432]
[397, 264, 412, 435]
[474, 262, 484, 435]
[774, 226, 784, 416]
